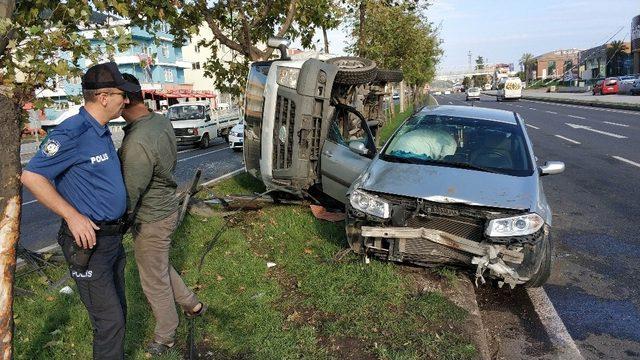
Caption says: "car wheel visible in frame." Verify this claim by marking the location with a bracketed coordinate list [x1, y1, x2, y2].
[199, 134, 210, 149]
[232, 147, 242, 152]
[375, 69, 404, 83]
[519, 229, 553, 288]
[327, 56, 378, 85]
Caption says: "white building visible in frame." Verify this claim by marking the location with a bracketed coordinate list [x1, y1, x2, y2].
[183, 24, 240, 107]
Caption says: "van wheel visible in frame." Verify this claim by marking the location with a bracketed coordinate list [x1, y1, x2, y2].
[200, 134, 210, 149]
[327, 56, 378, 85]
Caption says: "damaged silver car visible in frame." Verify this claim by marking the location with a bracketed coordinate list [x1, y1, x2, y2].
[345, 105, 565, 288]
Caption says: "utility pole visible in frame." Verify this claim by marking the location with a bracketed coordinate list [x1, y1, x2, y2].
[468, 51, 472, 72]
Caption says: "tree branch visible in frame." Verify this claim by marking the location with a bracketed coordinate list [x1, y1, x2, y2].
[263, 0, 298, 59]
[204, 12, 247, 56]
[251, 0, 274, 27]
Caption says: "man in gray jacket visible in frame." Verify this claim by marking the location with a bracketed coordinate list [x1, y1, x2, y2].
[119, 74, 205, 356]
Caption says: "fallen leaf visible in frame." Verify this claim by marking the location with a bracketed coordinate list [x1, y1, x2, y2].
[216, 274, 224, 281]
[46, 296, 54, 302]
[239, 286, 246, 291]
[303, 248, 313, 254]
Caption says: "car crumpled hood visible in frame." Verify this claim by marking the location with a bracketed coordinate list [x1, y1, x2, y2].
[357, 159, 539, 210]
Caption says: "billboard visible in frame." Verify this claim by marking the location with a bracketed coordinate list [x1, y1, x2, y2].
[632, 15, 640, 52]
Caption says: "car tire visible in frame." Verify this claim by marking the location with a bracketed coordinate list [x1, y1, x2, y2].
[199, 134, 210, 149]
[327, 56, 378, 85]
[232, 147, 242, 152]
[375, 69, 403, 83]
[522, 230, 554, 288]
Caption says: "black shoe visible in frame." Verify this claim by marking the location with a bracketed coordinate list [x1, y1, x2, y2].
[184, 302, 207, 319]
[145, 341, 174, 357]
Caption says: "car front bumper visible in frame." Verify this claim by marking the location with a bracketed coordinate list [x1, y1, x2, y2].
[346, 202, 549, 288]
[176, 135, 201, 145]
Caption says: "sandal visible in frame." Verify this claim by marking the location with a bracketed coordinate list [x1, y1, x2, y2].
[145, 340, 174, 356]
[184, 302, 207, 319]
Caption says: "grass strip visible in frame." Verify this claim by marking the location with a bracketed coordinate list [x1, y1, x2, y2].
[15, 173, 476, 359]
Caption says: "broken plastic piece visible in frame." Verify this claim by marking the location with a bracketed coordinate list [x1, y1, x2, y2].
[267, 262, 276, 268]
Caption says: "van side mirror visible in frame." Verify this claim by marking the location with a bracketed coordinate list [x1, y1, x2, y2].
[539, 161, 565, 176]
[348, 140, 369, 156]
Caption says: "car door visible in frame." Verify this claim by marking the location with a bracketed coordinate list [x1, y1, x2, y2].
[320, 104, 376, 203]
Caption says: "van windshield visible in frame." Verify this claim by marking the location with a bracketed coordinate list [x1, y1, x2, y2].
[167, 105, 205, 121]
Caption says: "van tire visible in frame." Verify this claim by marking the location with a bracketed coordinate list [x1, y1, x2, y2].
[327, 56, 378, 85]
[200, 134, 210, 149]
[375, 69, 403, 83]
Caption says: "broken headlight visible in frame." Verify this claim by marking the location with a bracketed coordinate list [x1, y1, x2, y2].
[350, 189, 391, 219]
[277, 66, 300, 89]
[485, 213, 544, 237]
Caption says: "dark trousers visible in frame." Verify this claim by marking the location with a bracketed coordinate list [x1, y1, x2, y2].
[58, 224, 127, 360]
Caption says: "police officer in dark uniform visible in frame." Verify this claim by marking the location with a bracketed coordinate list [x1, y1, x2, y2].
[21, 62, 140, 360]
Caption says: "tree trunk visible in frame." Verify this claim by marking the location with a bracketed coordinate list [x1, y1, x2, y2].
[358, 1, 366, 57]
[0, 94, 22, 359]
[322, 26, 329, 54]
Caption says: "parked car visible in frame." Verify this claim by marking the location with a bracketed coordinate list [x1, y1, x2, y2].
[617, 75, 638, 94]
[345, 105, 565, 288]
[228, 123, 244, 151]
[592, 77, 619, 95]
[466, 87, 481, 101]
[630, 79, 640, 96]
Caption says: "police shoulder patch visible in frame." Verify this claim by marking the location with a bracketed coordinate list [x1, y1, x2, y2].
[42, 139, 61, 157]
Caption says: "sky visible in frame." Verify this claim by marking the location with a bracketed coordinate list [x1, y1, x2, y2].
[295, 0, 639, 74]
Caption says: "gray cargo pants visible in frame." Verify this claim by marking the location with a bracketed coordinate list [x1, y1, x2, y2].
[132, 210, 200, 345]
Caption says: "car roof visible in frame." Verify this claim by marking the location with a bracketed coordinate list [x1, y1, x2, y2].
[419, 105, 517, 124]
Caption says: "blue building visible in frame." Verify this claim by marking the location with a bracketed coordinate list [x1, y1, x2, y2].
[41, 12, 196, 120]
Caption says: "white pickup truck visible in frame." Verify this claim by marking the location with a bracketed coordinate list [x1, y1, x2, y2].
[167, 101, 242, 148]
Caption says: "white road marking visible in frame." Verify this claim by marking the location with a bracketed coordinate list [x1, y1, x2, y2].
[526, 124, 540, 130]
[515, 105, 523, 108]
[529, 107, 537, 110]
[527, 288, 584, 360]
[554, 135, 581, 144]
[545, 111, 558, 114]
[448, 101, 453, 104]
[178, 147, 229, 162]
[177, 148, 198, 154]
[566, 123, 627, 139]
[567, 115, 585, 119]
[612, 156, 640, 168]
[603, 121, 629, 127]
[22, 199, 38, 206]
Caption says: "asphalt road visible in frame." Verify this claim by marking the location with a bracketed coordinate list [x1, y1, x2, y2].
[19, 138, 244, 251]
[436, 92, 640, 359]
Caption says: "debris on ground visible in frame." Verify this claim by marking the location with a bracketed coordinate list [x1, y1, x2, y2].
[309, 205, 346, 222]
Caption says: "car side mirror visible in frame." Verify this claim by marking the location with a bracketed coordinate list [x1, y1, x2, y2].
[348, 140, 369, 156]
[539, 161, 565, 176]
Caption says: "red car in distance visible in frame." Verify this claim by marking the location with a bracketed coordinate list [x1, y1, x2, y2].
[592, 77, 619, 95]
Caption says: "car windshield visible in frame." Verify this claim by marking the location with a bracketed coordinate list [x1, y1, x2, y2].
[167, 105, 205, 121]
[381, 114, 533, 176]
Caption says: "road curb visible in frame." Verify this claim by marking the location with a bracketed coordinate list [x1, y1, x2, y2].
[526, 287, 584, 359]
[200, 167, 246, 187]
